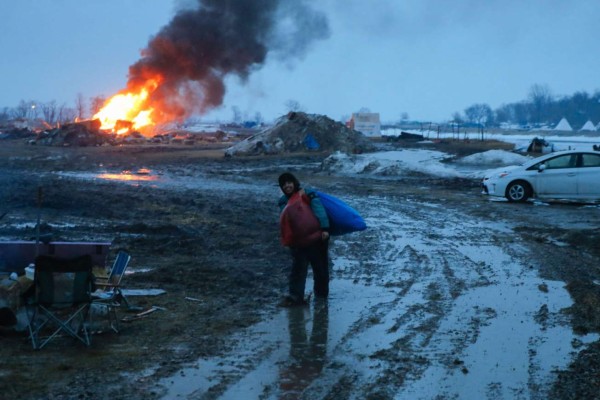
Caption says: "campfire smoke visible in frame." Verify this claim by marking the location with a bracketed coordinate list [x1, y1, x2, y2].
[95, 0, 329, 134]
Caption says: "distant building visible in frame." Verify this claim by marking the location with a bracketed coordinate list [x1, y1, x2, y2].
[348, 112, 381, 137]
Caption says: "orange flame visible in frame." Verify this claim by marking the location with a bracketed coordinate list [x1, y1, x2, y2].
[93, 78, 160, 134]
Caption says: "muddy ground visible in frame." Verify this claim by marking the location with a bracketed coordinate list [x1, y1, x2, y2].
[0, 138, 599, 399]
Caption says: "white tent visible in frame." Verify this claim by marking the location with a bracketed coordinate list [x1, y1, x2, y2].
[579, 120, 596, 131]
[554, 117, 573, 131]
[596, 122, 600, 131]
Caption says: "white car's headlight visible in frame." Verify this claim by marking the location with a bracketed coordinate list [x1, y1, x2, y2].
[483, 173, 506, 181]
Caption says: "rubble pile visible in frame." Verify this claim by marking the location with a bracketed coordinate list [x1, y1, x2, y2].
[27, 121, 230, 146]
[224, 112, 374, 156]
[0, 127, 37, 140]
[151, 129, 230, 145]
[0, 118, 49, 139]
[33, 119, 114, 146]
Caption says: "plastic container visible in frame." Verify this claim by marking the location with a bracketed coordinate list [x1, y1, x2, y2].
[25, 264, 35, 280]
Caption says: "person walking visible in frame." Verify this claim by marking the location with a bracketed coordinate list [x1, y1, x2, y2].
[278, 172, 330, 306]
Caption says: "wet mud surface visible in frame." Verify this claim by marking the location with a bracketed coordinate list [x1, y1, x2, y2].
[0, 140, 599, 399]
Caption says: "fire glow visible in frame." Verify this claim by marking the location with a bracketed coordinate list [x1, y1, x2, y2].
[93, 79, 160, 134]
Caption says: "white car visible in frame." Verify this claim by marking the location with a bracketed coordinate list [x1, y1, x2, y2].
[481, 150, 600, 202]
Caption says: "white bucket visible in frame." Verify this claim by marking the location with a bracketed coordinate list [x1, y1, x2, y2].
[25, 264, 35, 280]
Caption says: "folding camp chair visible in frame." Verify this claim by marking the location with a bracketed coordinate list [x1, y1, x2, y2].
[91, 250, 137, 332]
[94, 250, 130, 294]
[27, 254, 94, 349]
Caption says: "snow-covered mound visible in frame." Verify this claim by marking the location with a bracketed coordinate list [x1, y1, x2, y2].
[321, 148, 536, 180]
[458, 150, 530, 166]
[321, 150, 461, 178]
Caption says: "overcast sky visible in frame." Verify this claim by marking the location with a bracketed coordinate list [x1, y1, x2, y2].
[1, 0, 599, 123]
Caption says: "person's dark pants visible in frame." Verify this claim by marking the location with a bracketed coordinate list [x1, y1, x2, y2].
[289, 239, 329, 301]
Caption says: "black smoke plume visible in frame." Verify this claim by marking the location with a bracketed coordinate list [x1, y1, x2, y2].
[124, 0, 329, 124]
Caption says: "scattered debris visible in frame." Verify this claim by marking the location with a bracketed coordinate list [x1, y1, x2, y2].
[0, 127, 37, 140]
[527, 137, 554, 153]
[2, 118, 234, 147]
[384, 131, 425, 142]
[120, 305, 165, 322]
[121, 288, 166, 296]
[0, 118, 51, 139]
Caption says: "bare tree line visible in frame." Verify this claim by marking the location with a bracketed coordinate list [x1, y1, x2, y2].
[0, 94, 106, 126]
[455, 84, 600, 129]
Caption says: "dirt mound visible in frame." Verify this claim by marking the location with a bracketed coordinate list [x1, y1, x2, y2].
[224, 112, 374, 156]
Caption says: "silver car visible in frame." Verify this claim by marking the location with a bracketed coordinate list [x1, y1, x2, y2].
[481, 150, 600, 202]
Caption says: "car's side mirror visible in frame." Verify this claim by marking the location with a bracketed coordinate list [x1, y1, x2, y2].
[538, 163, 546, 172]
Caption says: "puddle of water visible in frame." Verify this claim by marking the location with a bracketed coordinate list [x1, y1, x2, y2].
[56, 171, 274, 195]
[96, 172, 158, 182]
[157, 262, 596, 400]
[158, 278, 393, 399]
[398, 274, 598, 399]
[6, 223, 36, 229]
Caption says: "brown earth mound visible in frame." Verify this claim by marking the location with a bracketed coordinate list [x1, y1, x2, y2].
[225, 111, 374, 156]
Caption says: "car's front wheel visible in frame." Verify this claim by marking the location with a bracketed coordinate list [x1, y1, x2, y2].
[505, 180, 532, 202]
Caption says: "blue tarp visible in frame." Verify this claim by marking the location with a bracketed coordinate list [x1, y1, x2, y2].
[303, 134, 320, 150]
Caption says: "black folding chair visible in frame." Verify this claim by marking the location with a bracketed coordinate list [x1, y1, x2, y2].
[27, 255, 94, 349]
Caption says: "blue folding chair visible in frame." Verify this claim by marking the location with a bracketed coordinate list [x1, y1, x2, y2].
[91, 250, 136, 332]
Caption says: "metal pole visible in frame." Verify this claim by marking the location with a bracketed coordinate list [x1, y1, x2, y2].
[35, 186, 43, 257]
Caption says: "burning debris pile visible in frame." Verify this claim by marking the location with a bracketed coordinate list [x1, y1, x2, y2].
[89, 0, 330, 135]
[224, 112, 374, 156]
[25, 119, 233, 147]
[5, 2, 331, 148]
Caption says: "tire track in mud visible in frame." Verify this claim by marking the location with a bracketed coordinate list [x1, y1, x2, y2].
[154, 187, 591, 400]
[311, 193, 569, 399]
[311, 197, 488, 398]
[154, 192, 502, 399]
